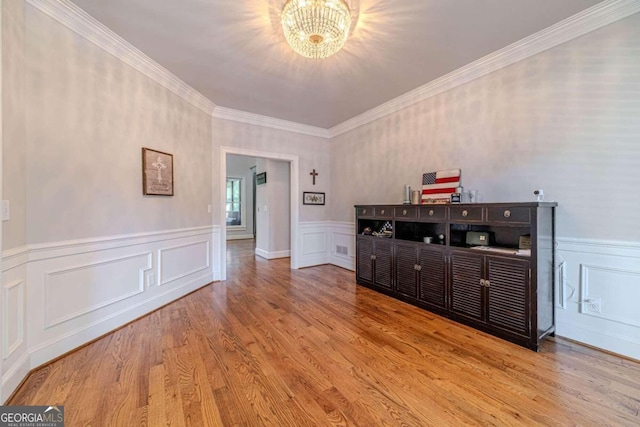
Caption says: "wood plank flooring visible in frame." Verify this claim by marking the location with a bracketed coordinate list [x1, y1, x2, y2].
[9, 239, 640, 426]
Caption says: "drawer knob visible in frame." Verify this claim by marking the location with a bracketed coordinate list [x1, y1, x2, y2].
[462, 210, 468, 217]
[363, 209, 367, 214]
[504, 210, 511, 218]
[381, 209, 385, 215]
[480, 279, 485, 286]
[403, 209, 407, 215]
[429, 210, 434, 216]
[485, 280, 491, 288]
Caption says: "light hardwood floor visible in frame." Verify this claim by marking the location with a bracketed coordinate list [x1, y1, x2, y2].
[8, 239, 640, 426]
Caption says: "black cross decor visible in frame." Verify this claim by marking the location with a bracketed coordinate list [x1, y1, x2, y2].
[310, 169, 318, 185]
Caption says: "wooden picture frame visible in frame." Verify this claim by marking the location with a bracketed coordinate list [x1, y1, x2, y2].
[303, 192, 325, 205]
[142, 147, 174, 196]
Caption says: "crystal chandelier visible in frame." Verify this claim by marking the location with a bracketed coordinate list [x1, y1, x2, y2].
[281, 0, 351, 59]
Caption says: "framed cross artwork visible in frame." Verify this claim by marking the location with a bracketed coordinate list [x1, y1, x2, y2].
[142, 147, 174, 196]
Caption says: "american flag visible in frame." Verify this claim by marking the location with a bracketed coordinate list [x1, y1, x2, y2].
[421, 169, 461, 203]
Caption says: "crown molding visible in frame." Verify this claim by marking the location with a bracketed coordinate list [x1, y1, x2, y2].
[24, 0, 640, 138]
[329, 0, 640, 137]
[212, 107, 331, 139]
[25, 0, 216, 115]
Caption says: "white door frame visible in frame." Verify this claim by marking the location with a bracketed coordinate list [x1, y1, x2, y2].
[219, 146, 299, 280]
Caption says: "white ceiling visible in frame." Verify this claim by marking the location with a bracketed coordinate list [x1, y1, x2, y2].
[69, 0, 603, 129]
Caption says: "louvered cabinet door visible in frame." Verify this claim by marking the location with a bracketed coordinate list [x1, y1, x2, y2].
[356, 237, 374, 283]
[373, 239, 393, 289]
[486, 257, 530, 336]
[418, 247, 446, 308]
[395, 243, 418, 297]
[450, 251, 484, 320]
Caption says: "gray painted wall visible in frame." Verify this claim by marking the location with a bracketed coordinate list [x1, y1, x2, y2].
[2, 0, 26, 250]
[255, 158, 290, 256]
[4, 2, 212, 247]
[330, 13, 640, 242]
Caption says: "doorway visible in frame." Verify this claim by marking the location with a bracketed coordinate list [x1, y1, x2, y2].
[219, 147, 300, 281]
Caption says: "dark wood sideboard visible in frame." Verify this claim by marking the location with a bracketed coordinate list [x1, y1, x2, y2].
[355, 202, 557, 351]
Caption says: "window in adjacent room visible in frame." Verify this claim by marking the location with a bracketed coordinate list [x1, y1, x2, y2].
[226, 177, 245, 229]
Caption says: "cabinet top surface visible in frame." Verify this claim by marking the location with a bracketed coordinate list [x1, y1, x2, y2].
[355, 202, 557, 208]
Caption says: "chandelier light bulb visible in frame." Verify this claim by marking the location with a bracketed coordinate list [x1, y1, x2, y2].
[281, 0, 351, 59]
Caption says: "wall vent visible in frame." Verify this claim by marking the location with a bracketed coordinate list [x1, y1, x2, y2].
[336, 245, 348, 255]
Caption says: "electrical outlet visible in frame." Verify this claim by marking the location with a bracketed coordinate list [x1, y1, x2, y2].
[585, 298, 601, 313]
[148, 273, 155, 287]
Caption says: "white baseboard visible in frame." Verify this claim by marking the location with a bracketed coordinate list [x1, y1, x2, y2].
[328, 253, 355, 271]
[255, 248, 291, 259]
[1, 352, 29, 403]
[226, 234, 254, 241]
[556, 319, 640, 361]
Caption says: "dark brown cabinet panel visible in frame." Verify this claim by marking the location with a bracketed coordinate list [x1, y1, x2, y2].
[373, 239, 393, 289]
[486, 257, 530, 336]
[450, 251, 484, 321]
[355, 202, 556, 351]
[450, 252, 530, 337]
[395, 243, 418, 297]
[356, 237, 374, 283]
[356, 236, 392, 290]
[394, 242, 447, 308]
[418, 246, 446, 309]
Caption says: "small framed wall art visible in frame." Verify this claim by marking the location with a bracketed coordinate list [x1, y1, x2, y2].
[303, 192, 325, 205]
[142, 147, 174, 196]
[256, 172, 267, 185]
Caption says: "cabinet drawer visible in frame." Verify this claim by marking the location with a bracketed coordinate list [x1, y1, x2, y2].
[487, 207, 530, 224]
[375, 206, 393, 218]
[395, 206, 418, 219]
[356, 206, 374, 217]
[450, 206, 483, 222]
[419, 206, 447, 221]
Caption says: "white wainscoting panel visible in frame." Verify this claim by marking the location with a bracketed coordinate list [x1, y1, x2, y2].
[328, 222, 356, 271]
[298, 222, 330, 268]
[159, 240, 209, 286]
[44, 252, 151, 328]
[579, 264, 640, 327]
[3, 280, 25, 359]
[298, 221, 356, 270]
[1, 258, 29, 403]
[556, 237, 640, 361]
